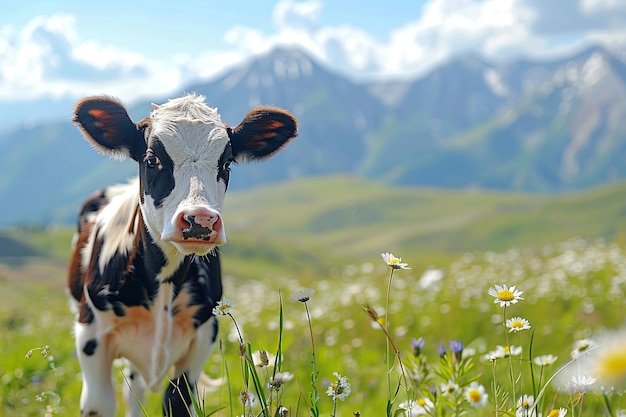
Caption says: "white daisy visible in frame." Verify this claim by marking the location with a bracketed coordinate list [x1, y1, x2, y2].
[488, 284, 524, 307]
[212, 298, 235, 316]
[571, 338, 596, 359]
[506, 317, 531, 332]
[547, 408, 567, 417]
[465, 381, 488, 408]
[326, 372, 351, 401]
[381, 252, 411, 270]
[533, 354, 558, 366]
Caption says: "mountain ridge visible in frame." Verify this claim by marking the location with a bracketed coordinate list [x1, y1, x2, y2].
[1, 44, 625, 226]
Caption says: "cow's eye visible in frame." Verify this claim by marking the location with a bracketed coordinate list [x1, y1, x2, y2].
[146, 155, 159, 167]
[223, 161, 231, 171]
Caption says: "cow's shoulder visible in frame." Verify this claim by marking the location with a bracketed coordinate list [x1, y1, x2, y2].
[69, 179, 146, 316]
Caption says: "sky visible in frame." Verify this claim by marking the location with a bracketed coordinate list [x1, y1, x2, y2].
[2, 0, 626, 104]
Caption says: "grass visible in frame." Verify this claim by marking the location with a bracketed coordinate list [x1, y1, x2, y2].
[2, 177, 626, 415]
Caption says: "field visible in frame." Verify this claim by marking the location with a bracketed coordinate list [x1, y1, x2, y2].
[2, 175, 626, 416]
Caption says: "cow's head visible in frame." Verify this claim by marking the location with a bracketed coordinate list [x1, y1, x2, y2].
[73, 94, 297, 256]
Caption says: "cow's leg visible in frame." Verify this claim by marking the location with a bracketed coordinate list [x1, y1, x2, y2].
[163, 317, 219, 417]
[122, 363, 147, 417]
[163, 371, 195, 417]
[75, 322, 116, 417]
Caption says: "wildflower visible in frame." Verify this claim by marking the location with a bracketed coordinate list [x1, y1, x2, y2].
[326, 372, 351, 401]
[569, 375, 597, 392]
[590, 331, 626, 387]
[270, 372, 294, 390]
[239, 390, 257, 407]
[506, 317, 531, 333]
[252, 350, 276, 367]
[534, 354, 558, 366]
[449, 340, 463, 361]
[212, 298, 235, 316]
[441, 380, 459, 396]
[436, 342, 447, 358]
[381, 252, 411, 269]
[465, 381, 488, 408]
[547, 408, 567, 417]
[488, 284, 524, 307]
[278, 406, 289, 417]
[516, 394, 534, 416]
[398, 397, 434, 416]
[291, 288, 315, 303]
[571, 338, 596, 359]
[485, 345, 522, 361]
[411, 337, 425, 356]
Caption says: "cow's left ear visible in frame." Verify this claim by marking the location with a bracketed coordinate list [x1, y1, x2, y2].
[228, 106, 298, 162]
[73, 96, 146, 161]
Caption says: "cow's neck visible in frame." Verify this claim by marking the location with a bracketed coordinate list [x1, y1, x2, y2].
[138, 219, 192, 285]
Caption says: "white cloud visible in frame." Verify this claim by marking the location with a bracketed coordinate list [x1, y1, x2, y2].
[226, 0, 626, 80]
[273, 0, 322, 30]
[0, 13, 242, 102]
[2, 0, 626, 103]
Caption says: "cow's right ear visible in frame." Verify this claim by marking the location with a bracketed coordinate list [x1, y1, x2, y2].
[73, 97, 146, 161]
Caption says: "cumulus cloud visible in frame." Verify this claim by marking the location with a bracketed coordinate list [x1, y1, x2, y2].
[226, 0, 626, 79]
[273, 0, 322, 31]
[2, 0, 626, 102]
[0, 13, 242, 102]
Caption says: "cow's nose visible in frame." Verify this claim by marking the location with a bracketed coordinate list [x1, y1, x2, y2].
[176, 208, 222, 240]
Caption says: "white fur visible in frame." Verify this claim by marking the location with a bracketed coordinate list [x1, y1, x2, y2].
[141, 95, 230, 257]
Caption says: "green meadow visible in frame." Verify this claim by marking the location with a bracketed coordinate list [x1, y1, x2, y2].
[2, 175, 626, 416]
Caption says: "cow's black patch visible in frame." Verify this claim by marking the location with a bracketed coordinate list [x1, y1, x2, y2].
[78, 303, 95, 324]
[181, 215, 213, 240]
[211, 316, 219, 343]
[83, 339, 98, 356]
[189, 252, 223, 328]
[217, 142, 233, 190]
[141, 139, 175, 208]
[163, 371, 195, 417]
[85, 226, 164, 316]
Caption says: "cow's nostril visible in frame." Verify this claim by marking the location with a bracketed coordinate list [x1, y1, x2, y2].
[178, 209, 220, 240]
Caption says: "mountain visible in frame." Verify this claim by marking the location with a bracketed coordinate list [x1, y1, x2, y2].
[358, 46, 626, 188]
[1, 45, 626, 226]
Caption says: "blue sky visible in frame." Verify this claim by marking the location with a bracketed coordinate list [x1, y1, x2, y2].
[1, 0, 626, 103]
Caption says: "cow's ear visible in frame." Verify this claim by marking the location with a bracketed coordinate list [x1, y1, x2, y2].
[73, 97, 146, 161]
[229, 106, 298, 162]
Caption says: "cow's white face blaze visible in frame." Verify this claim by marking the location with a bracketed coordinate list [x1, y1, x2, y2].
[139, 97, 232, 256]
[73, 93, 298, 257]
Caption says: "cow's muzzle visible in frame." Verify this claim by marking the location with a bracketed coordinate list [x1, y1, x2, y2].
[162, 207, 226, 250]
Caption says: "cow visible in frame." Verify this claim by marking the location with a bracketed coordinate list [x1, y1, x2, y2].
[67, 94, 298, 417]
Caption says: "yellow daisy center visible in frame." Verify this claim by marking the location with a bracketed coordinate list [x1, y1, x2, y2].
[469, 389, 482, 402]
[417, 398, 426, 407]
[497, 290, 515, 301]
[595, 349, 626, 380]
[548, 410, 560, 417]
[511, 321, 524, 329]
[388, 258, 400, 265]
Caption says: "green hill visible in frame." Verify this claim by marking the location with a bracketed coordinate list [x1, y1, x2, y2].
[3, 176, 626, 272]
[221, 175, 626, 262]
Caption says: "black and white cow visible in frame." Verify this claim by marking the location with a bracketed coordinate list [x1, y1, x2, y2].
[68, 94, 297, 417]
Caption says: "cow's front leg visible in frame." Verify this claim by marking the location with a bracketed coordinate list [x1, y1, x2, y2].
[163, 371, 196, 417]
[75, 322, 116, 417]
[122, 362, 147, 417]
[164, 316, 219, 417]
